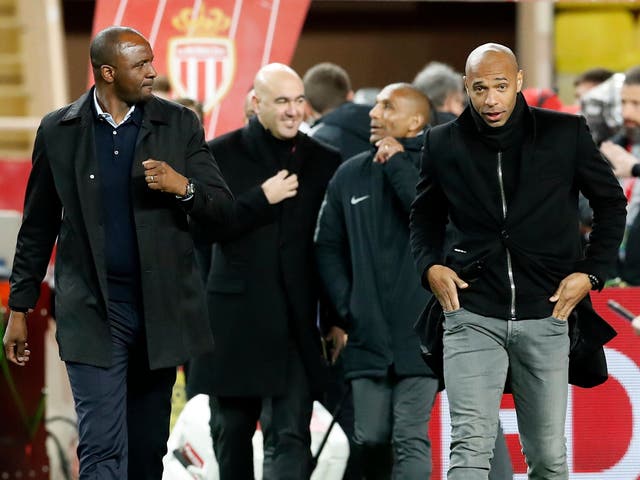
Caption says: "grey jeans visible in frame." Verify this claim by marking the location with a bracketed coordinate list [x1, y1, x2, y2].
[443, 308, 569, 480]
[352, 373, 439, 479]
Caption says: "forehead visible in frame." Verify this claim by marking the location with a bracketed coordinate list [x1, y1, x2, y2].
[376, 86, 404, 104]
[466, 52, 517, 83]
[621, 83, 640, 101]
[264, 73, 303, 98]
[118, 35, 152, 59]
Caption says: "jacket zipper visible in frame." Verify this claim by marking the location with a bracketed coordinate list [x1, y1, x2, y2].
[497, 151, 516, 320]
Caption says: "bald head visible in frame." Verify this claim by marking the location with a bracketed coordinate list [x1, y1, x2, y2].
[465, 43, 518, 77]
[252, 63, 305, 140]
[369, 83, 431, 143]
[90, 26, 146, 71]
[463, 43, 523, 127]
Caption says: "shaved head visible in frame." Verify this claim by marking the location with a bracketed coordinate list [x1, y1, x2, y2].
[463, 43, 523, 127]
[465, 43, 518, 78]
[252, 63, 305, 140]
[90, 26, 146, 71]
[369, 82, 431, 142]
[254, 63, 302, 100]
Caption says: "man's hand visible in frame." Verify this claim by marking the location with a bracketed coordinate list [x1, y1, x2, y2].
[143, 159, 189, 195]
[324, 325, 347, 365]
[549, 272, 592, 320]
[427, 265, 468, 312]
[3, 311, 30, 366]
[373, 137, 404, 164]
[600, 141, 638, 178]
[261, 170, 298, 204]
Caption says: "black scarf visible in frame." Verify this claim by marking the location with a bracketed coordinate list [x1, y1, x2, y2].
[469, 92, 527, 151]
[247, 116, 297, 170]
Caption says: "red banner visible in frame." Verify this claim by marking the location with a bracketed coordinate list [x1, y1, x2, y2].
[92, 0, 311, 139]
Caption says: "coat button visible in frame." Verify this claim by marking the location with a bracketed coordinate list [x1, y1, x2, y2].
[501, 230, 509, 240]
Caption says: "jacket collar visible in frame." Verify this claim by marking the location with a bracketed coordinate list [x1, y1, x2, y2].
[61, 87, 169, 127]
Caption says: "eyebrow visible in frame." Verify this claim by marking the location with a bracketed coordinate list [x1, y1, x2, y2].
[472, 76, 509, 86]
[274, 94, 306, 102]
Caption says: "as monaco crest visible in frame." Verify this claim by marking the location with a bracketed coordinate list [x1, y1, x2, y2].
[167, 7, 236, 114]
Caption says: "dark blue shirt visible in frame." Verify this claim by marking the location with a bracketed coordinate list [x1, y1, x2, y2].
[92, 97, 143, 303]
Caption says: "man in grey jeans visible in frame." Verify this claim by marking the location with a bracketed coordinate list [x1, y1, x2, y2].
[410, 43, 626, 479]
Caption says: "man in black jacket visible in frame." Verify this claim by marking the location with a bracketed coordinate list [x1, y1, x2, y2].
[187, 63, 342, 480]
[315, 83, 437, 479]
[2, 27, 233, 479]
[410, 44, 626, 480]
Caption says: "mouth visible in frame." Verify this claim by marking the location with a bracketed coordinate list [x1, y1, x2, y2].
[483, 111, 504, 123]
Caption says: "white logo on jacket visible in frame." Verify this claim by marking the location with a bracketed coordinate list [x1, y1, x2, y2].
[350, 195, 370, 205]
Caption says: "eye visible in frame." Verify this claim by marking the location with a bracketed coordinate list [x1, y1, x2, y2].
[497, 84, 507, 91]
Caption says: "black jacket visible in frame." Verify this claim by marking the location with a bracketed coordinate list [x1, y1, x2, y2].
[9, 91, 233, 369]
[309, 102, 372, 161]
[187, 119, 341, 397]
[315, 137, 433, 379]
[410, 99, 626, 388]
[411, 100, 626, 320]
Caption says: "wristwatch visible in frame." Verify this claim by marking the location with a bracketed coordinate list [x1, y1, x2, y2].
[587, 273, 601, 290]
[177, 179, 195, 200]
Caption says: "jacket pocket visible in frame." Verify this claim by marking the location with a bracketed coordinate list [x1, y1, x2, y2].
[208, 274, 246, 293]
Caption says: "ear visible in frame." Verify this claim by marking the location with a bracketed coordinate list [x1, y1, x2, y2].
[463, 75, 469, 95]
[346, 90, 354, 101]
[409, 113, 424, 133]
[251, 93, 260, 114]
[516, 70, 523, 92]
[100, 65, 116, 84]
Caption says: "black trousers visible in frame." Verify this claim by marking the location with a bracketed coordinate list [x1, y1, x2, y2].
[66, 300, 175, 479]
[210, 345, 313, 480]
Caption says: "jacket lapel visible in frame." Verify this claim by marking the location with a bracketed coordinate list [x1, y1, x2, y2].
[65, 91, 109, 300]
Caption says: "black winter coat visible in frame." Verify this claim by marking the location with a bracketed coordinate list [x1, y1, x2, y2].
[410, 101, 626, 388]
[411, 103, 626, 320]
[9, 91, 233, 369]
[187, 119, 341, 397]
[315, 137, 433, 379]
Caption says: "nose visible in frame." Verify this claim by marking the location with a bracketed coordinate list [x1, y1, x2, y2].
[148, 63, 157, 78]
[284, 101, 297, 117]
[484, 88, 501, 106]
[369, 104, 380, 119]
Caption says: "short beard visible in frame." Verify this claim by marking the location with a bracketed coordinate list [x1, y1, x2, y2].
[625, 124, 640, 144]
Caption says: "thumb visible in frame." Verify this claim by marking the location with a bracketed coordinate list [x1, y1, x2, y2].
[278, 169, 289, 179]
[452, 274, 469, 289]
[549, 286, 562, 302]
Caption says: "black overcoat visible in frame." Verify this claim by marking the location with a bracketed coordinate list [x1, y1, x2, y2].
[187, 121, 341, 397]
[9, 90, 233, 369]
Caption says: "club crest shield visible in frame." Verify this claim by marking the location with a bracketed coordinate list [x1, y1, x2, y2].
[167, 7, 236, 113]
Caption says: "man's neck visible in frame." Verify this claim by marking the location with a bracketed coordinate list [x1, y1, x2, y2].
[95, 87, 133, 125]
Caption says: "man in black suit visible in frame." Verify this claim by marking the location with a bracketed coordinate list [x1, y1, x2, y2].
[410, 43, 625, 480]
[2, 26, 232, 479]
[187, 63, 343, 480]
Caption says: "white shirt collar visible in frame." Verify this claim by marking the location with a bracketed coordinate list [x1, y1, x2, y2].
[93, 89, 136, 128]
